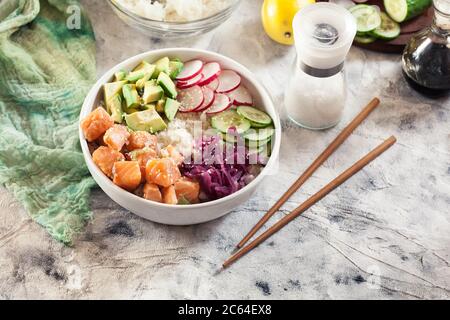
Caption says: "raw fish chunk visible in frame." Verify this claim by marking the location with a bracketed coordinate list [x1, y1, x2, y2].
[145, 158, 181, 188]
[128, 131, 158, 151]
[128, 147, 158, 182]
[92, 146, 125, 178]
[143, 183, 162, 203]
[162, 185, 178, 205]
[113, 161, 142, 191]
[104, 124, 130, 151]
[81, 107, 114, 142]
[174, 177, 200, 204]
[161, 145, 184, 166]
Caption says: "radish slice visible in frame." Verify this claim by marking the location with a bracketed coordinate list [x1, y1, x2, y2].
[195, 87, 215, 112]
[216, 70, 241, 93]
[198, 62, 221, 86]
[206, 93, 232, 115]
[176, 60, 203, 81]
[177, 73, 203, 89]
[329, 0, 357, 8]
[177, 86, 204, 113]
[227, 85, 253, 106]
[206, 78, 219, 91]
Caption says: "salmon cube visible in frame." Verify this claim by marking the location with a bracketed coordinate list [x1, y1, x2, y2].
[81, 107, 114, 142]
[92, 146, 125, 178]
[104, 125, 130, 151]
[129, 148, 158, 169]
[162, 185, 178, 205]
[128, 131, 158, 151]
[112, 161, 142, 191]
[145, 158, 181, 188]
[160, 145, 184, 166]
[174, 178, 200, 204]
[128, 147, 158, 182]
[143, 183, 162, 203]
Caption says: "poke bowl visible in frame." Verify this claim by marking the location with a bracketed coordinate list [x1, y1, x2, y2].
[79, 48, 281, 225]
[107, 0, 242, 38]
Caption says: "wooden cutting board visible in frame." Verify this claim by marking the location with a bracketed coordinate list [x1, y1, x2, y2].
[320, 0, 434, 54]
[353, 0, 434, 53]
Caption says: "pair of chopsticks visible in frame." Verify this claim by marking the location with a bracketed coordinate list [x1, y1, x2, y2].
[222, 98, 396, 269]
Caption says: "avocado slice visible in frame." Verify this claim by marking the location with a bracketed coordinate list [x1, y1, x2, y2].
[177, 197, 191, 205]
[126, 62, 156, 84]
[125, 109, 167, 133]
[103, 80, 127, 105]
[168, 60, 184, 79]
[164, 98, 180, 122]
[157, 72, 177, 99]
[136, 63, 157, 89]
[126, 70, 146, 83]
[125, 107, 140, 115]
[152, 57, 170, 78]
[122, 84, 141, 109]
[136, 74, 151, 90]
[114, 70, 127, 82]
[133, 61, 150, 72]
[143, 104, 156, 111]
[156, 99, 166, 113]
[143, 82, 164, 104]
[107, 94, 124, 123]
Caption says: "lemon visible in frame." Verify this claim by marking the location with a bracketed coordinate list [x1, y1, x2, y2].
[262, 0, 315, 46]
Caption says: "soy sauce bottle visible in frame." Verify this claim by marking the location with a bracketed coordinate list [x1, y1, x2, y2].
[402, 0, 450, 97]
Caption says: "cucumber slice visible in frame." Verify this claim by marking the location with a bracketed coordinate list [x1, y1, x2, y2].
[354, 35, 377, 44]
[243, 126, 275, 142]
[384, 0, 432, 23]
[245, 137, 272, 148]
[357, 31, 369, 37]
[236, 106, 272, 126]
[350, 5, 382, 33]
[221, 132, 242, 144]
[250, 121, 271, 128]
[211, 110, 251, 134]
[370, 12, 401, 40]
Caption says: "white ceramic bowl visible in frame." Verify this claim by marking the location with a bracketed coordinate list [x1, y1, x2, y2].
[79, 48, 281, 225]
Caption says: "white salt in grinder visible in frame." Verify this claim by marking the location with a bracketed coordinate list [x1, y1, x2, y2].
[284, 3, 357, 130]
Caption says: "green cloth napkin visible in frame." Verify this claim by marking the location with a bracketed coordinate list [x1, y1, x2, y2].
[0, 0, 97, 245]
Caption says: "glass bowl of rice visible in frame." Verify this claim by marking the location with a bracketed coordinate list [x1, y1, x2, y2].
[108, 0, 242, 38]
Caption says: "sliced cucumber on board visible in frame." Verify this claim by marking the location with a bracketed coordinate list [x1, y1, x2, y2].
[354, 35, 377, 44]
[349, 5, 382, 33]
[370, 12, 401, 40]
[384, 0, 432, 23]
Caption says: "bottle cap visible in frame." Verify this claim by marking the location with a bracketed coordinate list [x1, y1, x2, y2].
[293, 3, 357, 71]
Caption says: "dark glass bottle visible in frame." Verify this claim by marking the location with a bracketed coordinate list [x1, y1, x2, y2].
[402, 0, 450, 97]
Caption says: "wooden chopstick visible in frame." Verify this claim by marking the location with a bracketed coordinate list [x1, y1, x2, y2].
[236, 97, 381, 249]
[223, 136, 397, 269]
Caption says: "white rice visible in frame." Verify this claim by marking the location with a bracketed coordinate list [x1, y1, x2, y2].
[156, 113, 209, 157]
[116, 0, 233, 22]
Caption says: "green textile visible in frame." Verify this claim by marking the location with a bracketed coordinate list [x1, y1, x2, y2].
[0, 0, 97, 245]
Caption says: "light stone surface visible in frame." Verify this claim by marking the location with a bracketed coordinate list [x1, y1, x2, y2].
[0, 0, 449, 300]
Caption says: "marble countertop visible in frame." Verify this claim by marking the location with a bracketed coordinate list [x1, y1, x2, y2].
[0, 0, 449, 300]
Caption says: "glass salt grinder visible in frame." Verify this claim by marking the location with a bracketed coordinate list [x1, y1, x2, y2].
[402, 0, 450, 97]
[284, 3, 357, 130]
